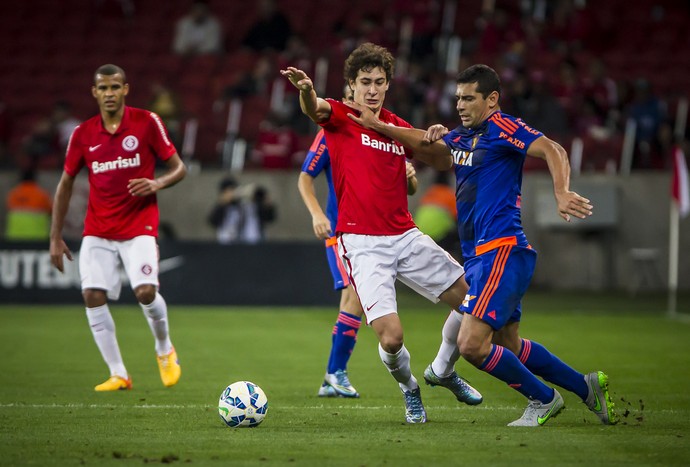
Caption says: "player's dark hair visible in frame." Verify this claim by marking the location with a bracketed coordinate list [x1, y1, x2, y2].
[94, 64, 127, 84]
[344, 42, 394, 84]
[456, 64, 501, 99]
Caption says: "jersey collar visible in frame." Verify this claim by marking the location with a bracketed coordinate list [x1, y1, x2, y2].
[99, 106, 131, 135]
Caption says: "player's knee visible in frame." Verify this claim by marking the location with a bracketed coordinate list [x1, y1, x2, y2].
[134, 285, 156, 305]
[82, 289, 107, 308]
[378, 333, 403, 354]
[458, 338, 486, 367]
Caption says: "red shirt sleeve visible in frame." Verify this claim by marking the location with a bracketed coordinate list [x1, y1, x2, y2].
[63, 124, 85, 176]
[147, 112, 177, 161]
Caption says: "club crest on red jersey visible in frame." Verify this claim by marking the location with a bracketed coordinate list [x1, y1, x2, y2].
[122, 135, 139, 151]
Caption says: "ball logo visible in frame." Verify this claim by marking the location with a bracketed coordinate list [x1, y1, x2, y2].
[122, 135, 139, 151]
[141, 264, 153, 275]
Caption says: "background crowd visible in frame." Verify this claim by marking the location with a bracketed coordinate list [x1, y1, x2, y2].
[0, 0, 687, 174]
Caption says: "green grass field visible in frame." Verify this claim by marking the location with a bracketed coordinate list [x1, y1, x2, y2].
[1, 291, 689, 466]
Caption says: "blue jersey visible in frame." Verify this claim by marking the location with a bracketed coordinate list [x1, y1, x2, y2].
[301, 129, 338, 233]
[443, 111, 543, 259]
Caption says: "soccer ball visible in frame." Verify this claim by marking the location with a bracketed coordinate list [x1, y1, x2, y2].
[218, 381, 269, 428]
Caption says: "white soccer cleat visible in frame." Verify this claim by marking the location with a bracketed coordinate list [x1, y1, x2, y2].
[508, 389, 565, 427]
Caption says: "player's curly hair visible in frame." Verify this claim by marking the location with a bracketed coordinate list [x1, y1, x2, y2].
[343, 42, 395, 84]
[457, 64, 501, 99]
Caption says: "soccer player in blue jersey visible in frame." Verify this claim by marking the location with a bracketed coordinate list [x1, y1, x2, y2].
[298, 126, 419, 398]
[347, 64, 619, 427]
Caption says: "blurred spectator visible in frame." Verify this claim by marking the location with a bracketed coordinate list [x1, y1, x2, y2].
[627, 79, 666, 168]
[219, 54, 274, 100]
[22, 118, 60, 169]
[5, 168, 52, 240]
[413, 170, 459, 257]
[148, 83, 183, 148]
[242, 0, 292, 52]
[51, 101, 80, 153]
[551, 59, 581, 123]
[544, 0, 595, 54]
[173, 0, 223, 56]
[251, 111, 300, 169]
[582, 58, 618, 123]
[476, 6, 525, 59]
[505, 71, 568, 138]
[208, 176, 276, 244]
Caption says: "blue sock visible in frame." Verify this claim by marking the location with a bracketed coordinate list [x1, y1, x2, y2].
[518, 339, 588, 400]
[327, 311, 361, 374]
[480, 344, 554, 403]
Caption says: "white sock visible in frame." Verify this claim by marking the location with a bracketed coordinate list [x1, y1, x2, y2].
[431, 310, 462, 377]
[86, 304, 127, 378]
[140, 292, 173, 356]
[378, 343, 418, 392]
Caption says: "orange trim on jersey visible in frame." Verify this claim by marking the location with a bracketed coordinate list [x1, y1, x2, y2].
[475, 236, 517, 256]
[490, 114, 518, 134]
[309, 129, 325, 152]
[472, 245, 512, 320]
[325, 236, 338, 247]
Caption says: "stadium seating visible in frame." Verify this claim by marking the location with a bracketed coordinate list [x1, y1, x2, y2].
[0, 0, 687, 169]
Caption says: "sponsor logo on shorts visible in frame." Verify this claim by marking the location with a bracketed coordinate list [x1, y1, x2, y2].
[141, 264, 153, 275]
[461, 294, 476, 308]
[122, 135, 139, 151]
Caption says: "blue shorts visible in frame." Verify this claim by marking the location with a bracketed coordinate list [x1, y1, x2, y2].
[325, 237, 350, 290]
[460, 245, 536, 330]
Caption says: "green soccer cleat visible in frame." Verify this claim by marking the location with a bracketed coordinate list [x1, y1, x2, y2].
[508, 389, 564, 427]
[423, 364, 483, 405]
[585, 371, 619, 425]
[402, 387, 427, 424]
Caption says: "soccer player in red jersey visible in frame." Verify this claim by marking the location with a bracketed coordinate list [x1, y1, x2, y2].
[282, 43, 482, 423]
[49, 64, 186, 391]
[348, 64, 619, 427]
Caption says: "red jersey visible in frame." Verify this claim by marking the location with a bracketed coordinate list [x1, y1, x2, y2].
[319, 99, 416, 235]
[64, 106, 177, 240]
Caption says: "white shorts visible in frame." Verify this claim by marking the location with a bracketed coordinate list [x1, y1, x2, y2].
[79, 235, 160, 300]
[338, 228, 464, 323]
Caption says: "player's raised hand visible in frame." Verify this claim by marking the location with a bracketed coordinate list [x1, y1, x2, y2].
[555, 190, 593, 222]
[423, 124, 450, 144]
[128, 178, 162, 197]
[50, 238, 73, 273]
[311, 211, 332, 239]
[280, 67, 313, 92]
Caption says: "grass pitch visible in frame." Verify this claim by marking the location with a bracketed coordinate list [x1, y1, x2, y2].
[1, 291, 689, 466]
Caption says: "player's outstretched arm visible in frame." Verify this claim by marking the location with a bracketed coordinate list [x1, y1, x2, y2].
[280, 66, 331, 123]
[128, 152, 186, 197]
[49, 171, 75, 272]
[297, 172, 332, 239]
[527, 136, 593, 222]
[345, 101, 452, 170]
